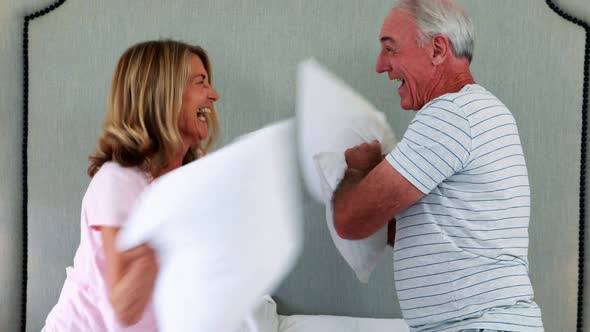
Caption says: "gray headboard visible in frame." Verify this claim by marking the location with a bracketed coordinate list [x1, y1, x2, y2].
[10, 0, 589, 331]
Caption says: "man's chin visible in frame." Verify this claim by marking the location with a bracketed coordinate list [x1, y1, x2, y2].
[400, 102, 413, 111]
[400, 100, 420, 112]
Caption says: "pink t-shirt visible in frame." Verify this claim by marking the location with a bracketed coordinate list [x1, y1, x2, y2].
[44, 162, 158, 331]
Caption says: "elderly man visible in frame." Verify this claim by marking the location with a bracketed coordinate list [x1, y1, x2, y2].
[332, 1, 544, 331]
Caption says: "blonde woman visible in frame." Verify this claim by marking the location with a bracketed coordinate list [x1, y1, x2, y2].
[43, 40, 220, 331]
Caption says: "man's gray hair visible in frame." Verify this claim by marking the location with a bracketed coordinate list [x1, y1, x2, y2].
[395, 0, 474, 62]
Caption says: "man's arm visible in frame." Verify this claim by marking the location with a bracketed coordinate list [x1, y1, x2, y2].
[332, 142, 423, 240]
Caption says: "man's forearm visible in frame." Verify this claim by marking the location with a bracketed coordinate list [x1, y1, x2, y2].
[332, 167, 374, 239]
[332, 167, 367, 205]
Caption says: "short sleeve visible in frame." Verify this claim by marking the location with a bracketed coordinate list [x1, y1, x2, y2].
[83, 162, 150, 230]
[386, 100, 472, 194]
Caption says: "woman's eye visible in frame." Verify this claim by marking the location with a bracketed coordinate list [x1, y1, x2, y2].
[194, 75, 207, 85]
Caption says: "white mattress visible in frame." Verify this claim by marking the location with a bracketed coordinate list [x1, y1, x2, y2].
[278, 314, 409, 332]
[234, 296, 409, 332]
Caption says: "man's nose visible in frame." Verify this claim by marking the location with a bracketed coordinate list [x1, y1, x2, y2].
[375, 54, 389, 73]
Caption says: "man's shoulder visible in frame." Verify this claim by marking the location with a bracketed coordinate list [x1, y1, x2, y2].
[417, 93, 468, 122]
[425, 84, 511, 119]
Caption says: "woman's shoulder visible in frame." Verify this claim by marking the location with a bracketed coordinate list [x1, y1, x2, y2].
[82, 162, 153, 228]
[88, 162, 151, 194]
[96, 161, 144, 177]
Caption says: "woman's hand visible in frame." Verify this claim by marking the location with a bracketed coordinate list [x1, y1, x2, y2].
[102, 228, 158, 326]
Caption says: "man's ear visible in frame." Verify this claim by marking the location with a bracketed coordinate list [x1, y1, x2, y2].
[432, 34, 450, 65]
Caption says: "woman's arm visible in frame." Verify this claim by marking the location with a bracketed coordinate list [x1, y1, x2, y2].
[101, 227, 158, 326]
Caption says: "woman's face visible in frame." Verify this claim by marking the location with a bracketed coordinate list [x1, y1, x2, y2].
[178, 54, 219, 148]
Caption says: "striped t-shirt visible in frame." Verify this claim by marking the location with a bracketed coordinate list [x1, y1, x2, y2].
[387, 84, 543, 332]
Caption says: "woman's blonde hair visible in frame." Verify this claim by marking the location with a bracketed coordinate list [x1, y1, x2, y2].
[88, 39, 220, 177]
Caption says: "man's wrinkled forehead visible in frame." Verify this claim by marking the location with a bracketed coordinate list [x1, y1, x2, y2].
[379, 8, 415, 43]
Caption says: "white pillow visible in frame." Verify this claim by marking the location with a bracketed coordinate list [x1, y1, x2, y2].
[296, 58, 397, 283]
[234, 296, 280, 332]
[313, 152, 388, 283]
[278, 314, 409, 332]
[296, 58, 397, 203]
[117, 119, 303, 332]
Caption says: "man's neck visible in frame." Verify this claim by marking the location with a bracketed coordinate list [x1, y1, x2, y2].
[428, 61, 475, 102]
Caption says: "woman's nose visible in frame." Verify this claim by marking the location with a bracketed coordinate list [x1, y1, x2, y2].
[209, 86, 219, 101]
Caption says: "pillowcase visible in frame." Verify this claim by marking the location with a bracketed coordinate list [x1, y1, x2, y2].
[296, 58, 397, 203]
[278, 314, 409, 332]
[117, 119, 303, 332]
[314, 151, 387, 283]
[296, 58, 397, 282]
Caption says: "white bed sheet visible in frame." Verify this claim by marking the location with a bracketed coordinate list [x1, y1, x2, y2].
[236, 296, 409, 332]
[278, 314, 409, 332]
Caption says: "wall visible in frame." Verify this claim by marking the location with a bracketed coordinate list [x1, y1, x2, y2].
[0, 0, 588, 331]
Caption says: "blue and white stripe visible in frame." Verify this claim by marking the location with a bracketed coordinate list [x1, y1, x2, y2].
[387, 84, 543, 332]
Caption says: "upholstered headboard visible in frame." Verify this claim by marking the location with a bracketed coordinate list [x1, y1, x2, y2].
[8, 0, 589, 331]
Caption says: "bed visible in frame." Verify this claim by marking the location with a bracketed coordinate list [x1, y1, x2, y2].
[9, 0, 588, 331]
[235, 296, 409, 332]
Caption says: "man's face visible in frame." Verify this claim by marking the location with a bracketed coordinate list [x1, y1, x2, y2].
[376, 9, 434, 111]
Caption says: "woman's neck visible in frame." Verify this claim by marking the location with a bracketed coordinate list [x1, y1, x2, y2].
[154, 149, 187, 179]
